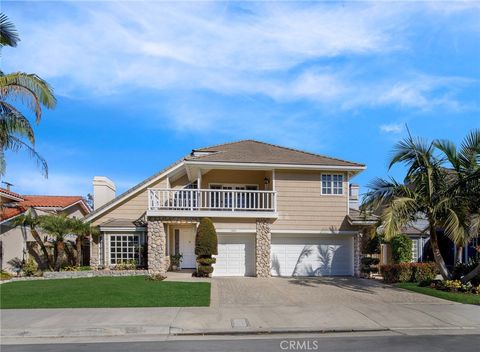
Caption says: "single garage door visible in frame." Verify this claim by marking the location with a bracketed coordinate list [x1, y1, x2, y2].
[271, 234, 354, 277]
[213, 233, 255, 277]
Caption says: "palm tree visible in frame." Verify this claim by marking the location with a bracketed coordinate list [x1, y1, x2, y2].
[13, 210, 54, 271]
[362, 129, 480, 281]
[70, 218, 99, 267]
[0, 13, 20, 47]
[38, 214, 74, 271]
[0, 13, 56, 176]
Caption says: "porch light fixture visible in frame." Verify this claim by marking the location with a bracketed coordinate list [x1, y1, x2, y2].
[264, 177, 270, 185]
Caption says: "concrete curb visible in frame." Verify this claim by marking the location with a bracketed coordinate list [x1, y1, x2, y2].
[1, 326, 171, 338]
[172, 327, 391, 336]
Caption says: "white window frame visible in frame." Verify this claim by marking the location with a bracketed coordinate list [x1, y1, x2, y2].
[321, 174, 344, 196]
[107, 233, 145, 266]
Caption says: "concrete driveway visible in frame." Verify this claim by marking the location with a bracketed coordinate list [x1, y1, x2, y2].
[211, 277, 445, 307]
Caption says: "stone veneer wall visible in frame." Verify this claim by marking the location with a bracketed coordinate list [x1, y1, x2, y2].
[90, 237, 99, 269]
[255, 218, 271, 277]
[147, 219, 169, 275]
[353, 233, 361, 277]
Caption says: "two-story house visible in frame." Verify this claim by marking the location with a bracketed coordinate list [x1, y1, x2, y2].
[84, 140, 367, 277]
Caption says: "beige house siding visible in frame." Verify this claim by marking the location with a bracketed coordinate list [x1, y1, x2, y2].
[272, 170, 351, 231]
[92, 178, 167, 226]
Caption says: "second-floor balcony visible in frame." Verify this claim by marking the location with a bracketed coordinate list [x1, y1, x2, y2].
[147, 188, 277, 218]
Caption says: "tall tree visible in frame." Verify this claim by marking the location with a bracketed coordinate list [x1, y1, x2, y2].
[0, 13, 56, 176]
[362, 129, 480, 281]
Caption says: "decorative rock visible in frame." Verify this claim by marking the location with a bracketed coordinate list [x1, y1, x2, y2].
[256, 218, 271, 278]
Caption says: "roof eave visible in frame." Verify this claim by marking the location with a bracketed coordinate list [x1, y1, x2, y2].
[184, 160, 366, 171]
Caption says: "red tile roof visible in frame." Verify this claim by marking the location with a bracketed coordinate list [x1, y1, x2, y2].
[19, 195, 84, 208]
[0, 207, 25, 221]
[0, 193, 88, 222]
[0, 188, 24, 201]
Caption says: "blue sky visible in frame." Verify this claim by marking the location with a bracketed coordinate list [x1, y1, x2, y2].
[2, 1, 479, 198]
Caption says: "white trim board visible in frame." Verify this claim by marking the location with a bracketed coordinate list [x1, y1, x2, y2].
[147, 210, 278, 219]
[99, 227, 146, 232]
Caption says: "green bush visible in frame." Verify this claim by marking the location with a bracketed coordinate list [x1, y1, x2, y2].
[391, 234, 413, 263]
[360, 257, 380, 276]
[452, 258, 480, 285]
[0, 270, 12, 280]
[197, 265, 214, 274]
[197, 257, 216, 266]
[364, 235, 381, 255]
[22, 257, 38, 277]
[411, 262, 437, 283]
[195, 218, 218, 256]
[195, 218, 218, 277]
[380, 262, 437, 284]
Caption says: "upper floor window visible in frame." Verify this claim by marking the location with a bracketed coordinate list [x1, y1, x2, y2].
[321, 174, 344, 195]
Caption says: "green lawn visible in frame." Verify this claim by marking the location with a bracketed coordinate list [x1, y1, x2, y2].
[395, 282, 480, 305]
[0, 276, 210, 309]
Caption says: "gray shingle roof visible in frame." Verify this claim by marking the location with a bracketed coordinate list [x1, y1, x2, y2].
[187, 140, 364, 167]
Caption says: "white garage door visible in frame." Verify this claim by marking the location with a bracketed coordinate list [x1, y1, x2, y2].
[213, 234, 255, 277]
[271, 235, 354, 277]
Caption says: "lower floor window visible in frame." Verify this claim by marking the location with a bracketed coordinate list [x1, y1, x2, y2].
[110, 234, 141, 265]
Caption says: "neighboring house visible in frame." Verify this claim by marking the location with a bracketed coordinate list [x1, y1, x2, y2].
[85, 140, 369, 277]
[0, 188, 91, 273]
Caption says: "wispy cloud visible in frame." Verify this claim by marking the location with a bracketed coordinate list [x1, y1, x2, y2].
[380, 123, 403, 134]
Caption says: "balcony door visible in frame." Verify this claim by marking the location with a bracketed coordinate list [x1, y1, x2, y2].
[209, 184, 258, 210]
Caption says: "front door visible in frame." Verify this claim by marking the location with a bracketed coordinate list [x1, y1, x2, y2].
[178, 227, 196, 269]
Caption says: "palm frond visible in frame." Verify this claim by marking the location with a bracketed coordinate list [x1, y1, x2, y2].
[458, 128, 480, 171]
[0, 13, 20, 47]
[0, 101, 35, 144]
[0, 72, 56, 123]
[6, 136, 48, 177]
[443, 208, 469, 246]
[381, 196, 418, 241]
[434, 139, 459, 170]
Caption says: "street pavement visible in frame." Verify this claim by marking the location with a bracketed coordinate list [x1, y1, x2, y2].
[3, 333, 480, 352]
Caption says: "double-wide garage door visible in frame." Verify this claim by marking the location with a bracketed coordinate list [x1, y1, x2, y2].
[212, 233, 354, 277]
[212, 233, 255, 277]
[271, 235, 354, 276]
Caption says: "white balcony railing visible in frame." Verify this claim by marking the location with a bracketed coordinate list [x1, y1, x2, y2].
[148, 188, 276, 212]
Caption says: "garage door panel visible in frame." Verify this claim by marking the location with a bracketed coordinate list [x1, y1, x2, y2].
[213, 234, 255, 277]
[271, 235, 353, 277]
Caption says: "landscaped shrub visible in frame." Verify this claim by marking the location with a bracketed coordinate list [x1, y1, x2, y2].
[115, 260, 137, 270]
[195, 218, 218, 277]
[196, 257, 216, 266]
[411, 262, 437, 283]
[391, 234, 412, 263]
[22, 257, 38, 277]
[0, 270, 12, 280]
[380, 262, 436, 284]
[452, 258, 480, 285]
[360, 257, 379, 277]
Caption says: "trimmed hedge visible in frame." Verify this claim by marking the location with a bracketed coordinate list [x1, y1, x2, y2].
[391, 234, 413, 263]
[197, 257, 216, 266]
[195, 218, 218, 277]
[380, 262, 437, 284]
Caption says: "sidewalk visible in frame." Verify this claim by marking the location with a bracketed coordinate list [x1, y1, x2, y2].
[2, 302, 480, 341]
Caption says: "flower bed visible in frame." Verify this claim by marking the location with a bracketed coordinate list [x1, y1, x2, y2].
[429, 279, 480, 295]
